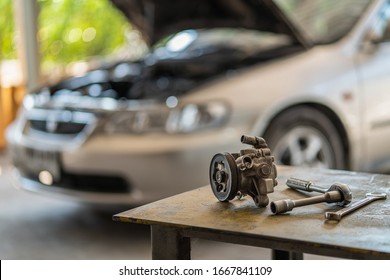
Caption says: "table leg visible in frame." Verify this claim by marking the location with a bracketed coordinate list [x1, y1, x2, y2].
[272, 249, 303, 260]
[151, 225, 191, 260]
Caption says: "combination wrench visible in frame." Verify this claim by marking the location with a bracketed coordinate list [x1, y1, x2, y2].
[324, 192, 387, 221]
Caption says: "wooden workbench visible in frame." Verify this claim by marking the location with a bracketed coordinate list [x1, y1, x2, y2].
[113, 166, 390, 259]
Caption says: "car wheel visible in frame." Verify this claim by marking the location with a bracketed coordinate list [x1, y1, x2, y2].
[263, 106, 346, 169]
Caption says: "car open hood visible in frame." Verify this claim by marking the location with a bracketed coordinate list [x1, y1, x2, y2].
[111, 0, 311, 48]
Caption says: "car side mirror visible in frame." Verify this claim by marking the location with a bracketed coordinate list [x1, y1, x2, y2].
[363, 29, 383, 45]
[381, 23, 390, 42]
[362, 20, 390, 46]
[360, 29, 383, 53]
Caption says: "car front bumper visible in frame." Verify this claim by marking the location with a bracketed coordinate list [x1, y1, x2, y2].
[6, 118, 246, 205]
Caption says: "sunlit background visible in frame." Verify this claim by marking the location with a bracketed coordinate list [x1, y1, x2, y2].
[0, 0, 146, 84]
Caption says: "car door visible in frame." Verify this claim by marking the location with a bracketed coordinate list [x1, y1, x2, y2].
[357, 0, 390, 172]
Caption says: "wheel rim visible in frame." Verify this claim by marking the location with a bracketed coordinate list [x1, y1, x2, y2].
[272, 126, 335, 168]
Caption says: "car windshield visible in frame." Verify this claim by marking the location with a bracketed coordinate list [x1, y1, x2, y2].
[275, 0, 372, 44]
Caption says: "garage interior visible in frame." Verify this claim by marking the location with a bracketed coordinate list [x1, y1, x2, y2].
[1, 0, 390, 261]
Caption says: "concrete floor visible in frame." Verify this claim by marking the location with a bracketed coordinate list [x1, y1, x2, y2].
[0, 151, 333, 260]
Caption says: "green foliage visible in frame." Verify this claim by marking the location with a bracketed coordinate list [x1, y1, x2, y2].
[0, 0, 131, 63]
[0, 0, 16, 60]
[38, 0, 130, 64]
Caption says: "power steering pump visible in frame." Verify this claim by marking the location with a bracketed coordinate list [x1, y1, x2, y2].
[209, 135, 278, 207]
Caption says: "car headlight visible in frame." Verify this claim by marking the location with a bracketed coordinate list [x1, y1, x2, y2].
[166, 101, 230, 133]
[104, 109, 170, 134]
[104, 100, 230, 134]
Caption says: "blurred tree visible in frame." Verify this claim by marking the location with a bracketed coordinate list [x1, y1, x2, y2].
[0, 0, 133, 67]
[38, 0, 131, 64]
[0, 0, 16, 60]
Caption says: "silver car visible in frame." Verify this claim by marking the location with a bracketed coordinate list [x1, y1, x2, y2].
[6, 0, 390, 205]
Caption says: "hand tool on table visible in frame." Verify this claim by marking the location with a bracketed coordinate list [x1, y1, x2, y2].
[270, 178, 352, 214]
[325, 192, 387, 221]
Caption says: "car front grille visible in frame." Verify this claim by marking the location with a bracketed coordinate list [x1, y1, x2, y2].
[25, 109, 96, 136]
[29, 120, 87, 134]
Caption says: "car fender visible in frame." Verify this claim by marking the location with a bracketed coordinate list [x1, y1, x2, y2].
[250, 94, 362, 170]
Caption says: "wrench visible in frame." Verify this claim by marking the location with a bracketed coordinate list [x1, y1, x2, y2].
[324, 192, 387, 221]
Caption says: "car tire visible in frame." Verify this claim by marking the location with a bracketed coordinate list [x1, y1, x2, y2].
[263, 106, 346, 169]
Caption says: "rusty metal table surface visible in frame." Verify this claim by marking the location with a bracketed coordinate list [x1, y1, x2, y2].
[113, 166, 390, 259]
